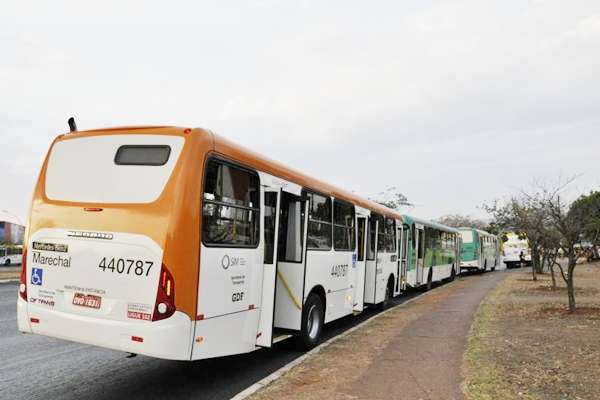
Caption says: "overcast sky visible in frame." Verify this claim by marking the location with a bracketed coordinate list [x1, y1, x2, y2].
[2, 1, 599, 224]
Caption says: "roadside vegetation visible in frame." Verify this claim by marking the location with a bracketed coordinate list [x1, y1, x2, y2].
[464, 180, 600, 399]
[485, 180, 600, 312]
[464, 262, 600, 400]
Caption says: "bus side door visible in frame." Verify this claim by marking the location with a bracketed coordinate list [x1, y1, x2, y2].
[257, 186, 281, 347]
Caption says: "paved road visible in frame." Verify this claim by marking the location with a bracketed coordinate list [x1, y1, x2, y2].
[0, 282, 425, 400]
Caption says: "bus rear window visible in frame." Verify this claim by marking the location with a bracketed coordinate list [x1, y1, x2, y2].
[461, 231, 473, 243]
[115, 145, 171, 166]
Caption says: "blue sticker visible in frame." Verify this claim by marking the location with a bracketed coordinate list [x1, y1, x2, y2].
[31, 268, 43, 286]
[352, 253, 357, 268]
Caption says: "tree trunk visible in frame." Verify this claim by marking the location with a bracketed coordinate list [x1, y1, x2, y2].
[550, 262, 556, 290]
[567, 256, 577, 313]
[531, 258, 537, 281]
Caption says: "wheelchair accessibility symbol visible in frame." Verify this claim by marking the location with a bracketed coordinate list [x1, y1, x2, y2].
[31, 268, 43, 286]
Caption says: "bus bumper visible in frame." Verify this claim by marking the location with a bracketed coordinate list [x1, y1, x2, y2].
[18, 298, 193, 360]
[460, 261, 481, 271]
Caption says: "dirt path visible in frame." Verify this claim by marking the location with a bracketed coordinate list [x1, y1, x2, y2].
[250, 271, 511, 400]
[350, 271, 508, 400]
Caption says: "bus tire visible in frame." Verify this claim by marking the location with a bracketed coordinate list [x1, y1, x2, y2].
[4, 259, 10, 266]
[297, 293, 324, 350]
[426, 268, 433, 291]
[378, 277, 394, 311]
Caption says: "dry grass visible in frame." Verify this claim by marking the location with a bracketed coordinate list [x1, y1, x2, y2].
[463, 262, 600, 400]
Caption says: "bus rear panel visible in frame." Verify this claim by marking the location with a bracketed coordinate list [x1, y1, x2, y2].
[17, 128, 202, 360]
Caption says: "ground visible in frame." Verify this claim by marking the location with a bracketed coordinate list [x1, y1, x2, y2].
[463, 262, 600, 400]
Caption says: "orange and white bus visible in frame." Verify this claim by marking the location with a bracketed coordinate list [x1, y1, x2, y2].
[18, 125, 412, 360]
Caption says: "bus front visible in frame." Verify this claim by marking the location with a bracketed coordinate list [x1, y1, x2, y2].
[17, 127, 205, 360]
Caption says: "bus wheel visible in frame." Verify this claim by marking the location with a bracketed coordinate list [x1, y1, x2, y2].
[426, 269, 433, 291]
[378, 278, 393, 311]
[4, 259, 10, 266]
[298, 293, 324, 350]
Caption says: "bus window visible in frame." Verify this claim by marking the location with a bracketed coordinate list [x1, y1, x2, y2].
[333, 200, 355, 251]
[385, 218, 396, 253]
[264, 192, 278, 264]
[278, 193, 305, 262]
[357, 218, 366, 261]
[114, 145, 171, 166]
[305, 191, 332, 250]
[202, 159, 260, 247]
[367, 217, 377, 260]
[461, 230, 473, 244]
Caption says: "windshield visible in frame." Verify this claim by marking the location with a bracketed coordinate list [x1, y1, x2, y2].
[461, 230, 473, 243]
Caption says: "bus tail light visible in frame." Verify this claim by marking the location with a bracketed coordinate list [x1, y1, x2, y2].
[152, 264, 175, 321]
[19, 248, 27, 301]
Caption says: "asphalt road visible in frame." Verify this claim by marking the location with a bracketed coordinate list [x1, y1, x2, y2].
[0, 281, 426, 400]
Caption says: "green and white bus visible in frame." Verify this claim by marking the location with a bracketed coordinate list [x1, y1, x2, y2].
[459, 228, 499, 272]
[397, 216, 460, 291]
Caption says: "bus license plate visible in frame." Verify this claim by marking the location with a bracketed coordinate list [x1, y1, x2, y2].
[72, 293, 102, 309]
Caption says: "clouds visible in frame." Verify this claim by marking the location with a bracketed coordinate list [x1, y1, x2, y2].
[1, 0, 599, 222]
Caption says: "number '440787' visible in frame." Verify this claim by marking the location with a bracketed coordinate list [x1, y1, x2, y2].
[98, 258, 154, 277]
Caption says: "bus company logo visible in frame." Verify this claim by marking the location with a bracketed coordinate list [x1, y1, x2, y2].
[221, 255, 230, 270]
[67, 231, 114, 240]
[221, 255, 246, 270]
[32, 241, 69, 253]
[31, 267, 43, 286]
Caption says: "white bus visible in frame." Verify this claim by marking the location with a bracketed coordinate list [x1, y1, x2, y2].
[18, 125, 415, 361]
[502, 232, 532, 268]
[0, 245, 22, 266]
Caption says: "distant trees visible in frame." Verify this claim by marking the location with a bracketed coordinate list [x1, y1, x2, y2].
[485, 180, 598, 313]
[436, 214, 489, 230]
[371, 186, 412, 211]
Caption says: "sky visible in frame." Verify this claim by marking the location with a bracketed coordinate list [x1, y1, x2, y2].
[1, 0, 600, 224]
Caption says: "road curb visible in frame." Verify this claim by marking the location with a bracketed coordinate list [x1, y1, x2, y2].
[230, 278, 459, 400]
[0, 279, 19, 284]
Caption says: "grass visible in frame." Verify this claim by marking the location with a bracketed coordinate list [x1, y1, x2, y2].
[463, 262, 600, 400]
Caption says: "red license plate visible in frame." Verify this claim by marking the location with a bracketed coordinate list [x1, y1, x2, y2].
[72, 293, 102, 309]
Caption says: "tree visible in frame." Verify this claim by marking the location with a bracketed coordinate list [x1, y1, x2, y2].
[486, 179, 592, 312]
[371, 186, 412, 211]
[570, 190, 600, 248]
[436, 214, 489, 230]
